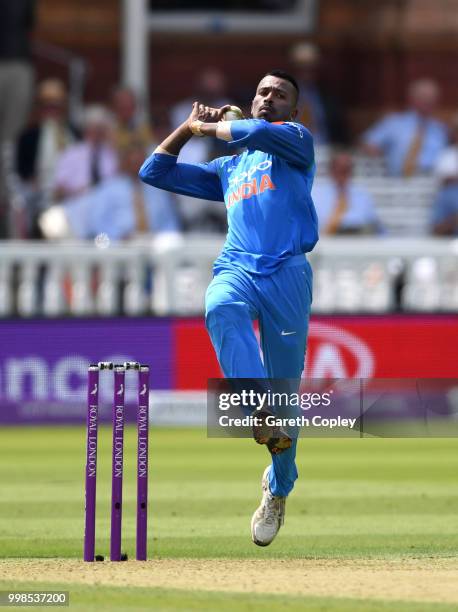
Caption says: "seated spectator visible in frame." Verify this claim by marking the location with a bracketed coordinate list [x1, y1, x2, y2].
[431, 185, 458, 236]
[290, 41, 348, 145]
[170, 68, 230, 233]
[435, 112, 458, 185]
[16, 79, 79, 234]
[362, 79, 447, 176]
[52, 105, 118, 200]
[39, 140, 180, 241]
[170, 67, 229, 163]
[312, 150, 380, 235]
[111, 85, 154, 151]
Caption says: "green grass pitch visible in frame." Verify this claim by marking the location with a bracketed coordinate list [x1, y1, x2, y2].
[0, 427, 457, 610]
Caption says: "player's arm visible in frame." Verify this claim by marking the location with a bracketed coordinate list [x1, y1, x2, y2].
[210, 119, 314, 168]
[139, 102, 231, 202]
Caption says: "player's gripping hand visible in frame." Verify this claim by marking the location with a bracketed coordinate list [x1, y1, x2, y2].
[188, 101, 232, 126]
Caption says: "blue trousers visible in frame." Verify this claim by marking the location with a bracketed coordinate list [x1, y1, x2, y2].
[205, 256, 312, 497]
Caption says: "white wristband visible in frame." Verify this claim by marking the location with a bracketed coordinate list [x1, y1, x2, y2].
[216, 121, 232, 142]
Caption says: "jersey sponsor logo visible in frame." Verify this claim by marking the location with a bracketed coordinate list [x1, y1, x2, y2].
[227, 160, 272, 187]
[227, 174, 276, 209]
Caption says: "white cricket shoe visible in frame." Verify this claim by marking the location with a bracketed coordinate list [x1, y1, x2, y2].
[251, 466, 286, 547]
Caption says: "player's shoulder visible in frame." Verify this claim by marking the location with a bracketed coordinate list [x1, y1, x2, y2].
[272, 120, 312, 139]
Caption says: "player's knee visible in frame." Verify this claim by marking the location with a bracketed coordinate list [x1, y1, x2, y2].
[205, 299, 248, 329]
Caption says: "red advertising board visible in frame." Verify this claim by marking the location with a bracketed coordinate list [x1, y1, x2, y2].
[174, 316, 458, 389]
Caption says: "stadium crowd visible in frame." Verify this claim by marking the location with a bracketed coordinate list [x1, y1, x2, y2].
[1, 30, 458, 242]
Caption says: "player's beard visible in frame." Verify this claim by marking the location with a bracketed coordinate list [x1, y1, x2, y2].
[256, 107, 276, 121]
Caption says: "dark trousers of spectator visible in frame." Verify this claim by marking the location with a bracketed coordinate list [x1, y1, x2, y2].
[0, 60, 34, 238]
[0, 60, 34, 142]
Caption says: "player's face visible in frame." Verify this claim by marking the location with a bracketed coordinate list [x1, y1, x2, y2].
[251, 76, 298, 123]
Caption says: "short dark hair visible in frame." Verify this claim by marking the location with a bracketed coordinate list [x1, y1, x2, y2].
[263, 70, 299, 100]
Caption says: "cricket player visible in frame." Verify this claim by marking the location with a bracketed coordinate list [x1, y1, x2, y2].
[139, 70, 318, 546]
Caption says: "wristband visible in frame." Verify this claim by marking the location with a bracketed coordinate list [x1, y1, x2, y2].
[190, 120, 205, 137]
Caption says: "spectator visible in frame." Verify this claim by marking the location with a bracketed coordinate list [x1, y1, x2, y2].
[52, 105, 118, 201]
[39, 140, 180, 241]
[362, 78, 447, 176]
[312, 150, 380, 235]
[170, 67, 229, 163]
[289, 41, 348, 145]
[435, 112, 458, 185]
[170, 68, 229, 233]
[111, 86, 154, 151]
[0, 0, 35, 143]
[0, 0, 36, 237]
[16, 79, 79, 235]
[431, 185, 458, 236]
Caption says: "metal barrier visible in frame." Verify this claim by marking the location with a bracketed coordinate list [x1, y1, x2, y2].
[0, 237, 457, 317]
[0, 241, 149, 317]
[308, 238, 458, 313]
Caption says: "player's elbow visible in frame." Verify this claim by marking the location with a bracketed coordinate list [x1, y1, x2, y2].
[138, 161, 151, 182]
[138, 159, 160, 187]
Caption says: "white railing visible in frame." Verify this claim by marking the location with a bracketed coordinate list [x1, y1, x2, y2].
[0, 237, 457, 317]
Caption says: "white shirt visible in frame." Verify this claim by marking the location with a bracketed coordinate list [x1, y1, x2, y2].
[53, 141, 118, 197]
[37, 120, 74, 191]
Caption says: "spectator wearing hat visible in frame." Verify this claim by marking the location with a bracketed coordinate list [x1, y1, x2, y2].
[17, 79, 79, 195]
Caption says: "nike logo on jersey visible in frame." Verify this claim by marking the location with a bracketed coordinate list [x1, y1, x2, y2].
[281, 330, 296, 336]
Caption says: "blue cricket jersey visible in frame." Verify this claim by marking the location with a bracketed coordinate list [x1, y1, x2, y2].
[139, 119, 318, 275]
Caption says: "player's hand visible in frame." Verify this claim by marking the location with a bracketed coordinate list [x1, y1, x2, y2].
[188, 101, 232, 126]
